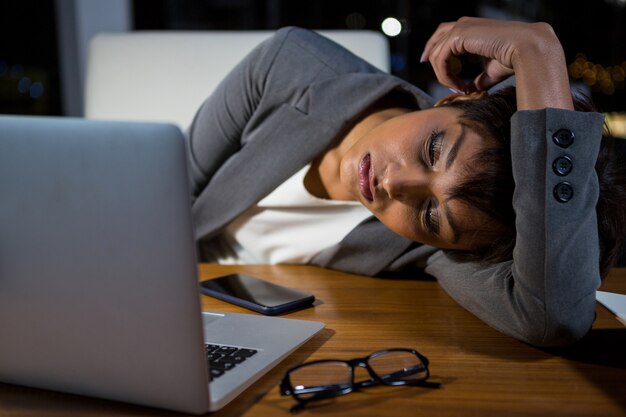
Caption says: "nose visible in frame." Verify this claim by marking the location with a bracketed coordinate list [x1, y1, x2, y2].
[381, 163, 431, 201]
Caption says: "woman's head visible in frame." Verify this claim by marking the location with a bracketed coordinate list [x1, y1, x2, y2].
[340, 86, 626, 278]
[338, 92, 514, 251]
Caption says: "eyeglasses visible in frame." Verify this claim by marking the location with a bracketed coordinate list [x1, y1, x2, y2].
[279, 348, 441, 413]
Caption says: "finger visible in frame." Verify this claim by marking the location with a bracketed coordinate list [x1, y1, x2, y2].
[427, 30, 469, 92]
[469, 73, 492, 92]
[471, 60, 514, 90]
[421, 22, 453, 62]
[421, 21, 455, 62]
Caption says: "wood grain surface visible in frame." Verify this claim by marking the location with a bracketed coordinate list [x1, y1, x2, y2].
[1, 264, 624, 417]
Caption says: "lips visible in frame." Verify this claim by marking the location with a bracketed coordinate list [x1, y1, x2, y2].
[358, 153, 373, 202]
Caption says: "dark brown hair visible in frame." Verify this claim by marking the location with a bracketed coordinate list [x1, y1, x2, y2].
[440, 86, 626, 279]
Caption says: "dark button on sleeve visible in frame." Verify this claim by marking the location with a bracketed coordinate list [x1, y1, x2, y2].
[553, 129, 575, 148]
[552, 155, 573, 176]
[553, 182, 574, 203]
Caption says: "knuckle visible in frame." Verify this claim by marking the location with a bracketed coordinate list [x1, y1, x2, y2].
[451, 35, 463, 49]
[456, 16, 475, 28]
[530, 21, 559, 43]
[534, 21, 554, 33]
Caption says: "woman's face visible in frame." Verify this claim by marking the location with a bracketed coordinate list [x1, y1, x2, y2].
[339, 106, 495, 251]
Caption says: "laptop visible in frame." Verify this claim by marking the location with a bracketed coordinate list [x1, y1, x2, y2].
[597, 290, 626, 327]
[0, 115, 324, 414]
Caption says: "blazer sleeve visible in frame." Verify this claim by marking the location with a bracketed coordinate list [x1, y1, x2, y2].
[185, 28, 293, 200]
[425, 108, 605, 347]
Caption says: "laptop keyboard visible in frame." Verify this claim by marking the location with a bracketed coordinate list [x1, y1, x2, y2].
[205, 343, 258, 381]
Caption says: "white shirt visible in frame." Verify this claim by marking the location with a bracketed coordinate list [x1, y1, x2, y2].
[207, 164, 372, 264]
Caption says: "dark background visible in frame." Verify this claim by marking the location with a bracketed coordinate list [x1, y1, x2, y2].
[1, 0, 625, 116]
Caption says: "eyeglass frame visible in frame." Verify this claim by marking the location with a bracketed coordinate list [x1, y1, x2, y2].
[280, 348, 441, 413]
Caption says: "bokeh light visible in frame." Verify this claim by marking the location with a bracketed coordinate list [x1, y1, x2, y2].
[569, 53, 626, 95]
[381, 17, 402, 37]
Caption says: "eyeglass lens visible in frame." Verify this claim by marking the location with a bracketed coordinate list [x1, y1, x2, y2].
[289, 361, 352, 399]
[368, 350, 427, 383]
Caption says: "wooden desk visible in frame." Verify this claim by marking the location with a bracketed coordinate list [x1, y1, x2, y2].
[1, 265, 625, 417]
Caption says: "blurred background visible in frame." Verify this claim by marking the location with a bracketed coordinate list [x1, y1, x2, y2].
[1, 0, 625, 136]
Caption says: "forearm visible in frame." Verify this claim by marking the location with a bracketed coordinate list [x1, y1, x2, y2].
[511, 23, 574, 111]
[509, 109, 603, 343]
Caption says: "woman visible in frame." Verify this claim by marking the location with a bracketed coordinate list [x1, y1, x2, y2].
[186, 17, 626, 346]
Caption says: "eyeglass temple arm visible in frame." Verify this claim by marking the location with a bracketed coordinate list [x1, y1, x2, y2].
[279, 377, 293, 395]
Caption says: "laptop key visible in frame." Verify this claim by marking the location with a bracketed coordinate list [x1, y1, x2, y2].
[218, 356, 244, 365]
[209, 368, 225, 380]
[236, 348, 258, 357]
[216, 346, 238, 355]
[210, 360, 236, 371]
[207, 353, 225, 361]
[205, 344, 221, 353]
[226, 355, 246, 364]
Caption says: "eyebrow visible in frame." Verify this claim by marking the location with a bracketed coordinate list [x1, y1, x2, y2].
[441, 124, 467, 243]
[443, 200, 462, 244]
[445, 124, 466, 170]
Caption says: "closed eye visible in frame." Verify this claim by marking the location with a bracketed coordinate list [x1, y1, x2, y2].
[427, 129, 444, 167]
[424, 199, 440, 235]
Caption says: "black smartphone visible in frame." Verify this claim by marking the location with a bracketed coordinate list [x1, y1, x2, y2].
[199, 274, 315, 315]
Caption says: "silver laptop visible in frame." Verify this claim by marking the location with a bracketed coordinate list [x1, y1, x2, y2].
[0, 115, 324, 414]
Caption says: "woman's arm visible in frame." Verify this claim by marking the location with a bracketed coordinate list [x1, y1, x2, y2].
[421, 17, 604, 346]
[185, 29, 291, 201]
[425, 109, 603, 346]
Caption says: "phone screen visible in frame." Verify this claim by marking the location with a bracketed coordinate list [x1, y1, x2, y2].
[199, 274, 315, 315]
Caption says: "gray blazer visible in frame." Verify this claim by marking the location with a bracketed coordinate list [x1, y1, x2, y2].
[186, 27, 605, 347]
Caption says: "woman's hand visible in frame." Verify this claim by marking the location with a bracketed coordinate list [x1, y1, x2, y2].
[421, 16, 574, 110]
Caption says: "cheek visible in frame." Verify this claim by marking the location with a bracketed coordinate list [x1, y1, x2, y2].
[379, 131, 416, 160]
[375, 204, 424, 243]
[365, 121, 418, 158]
